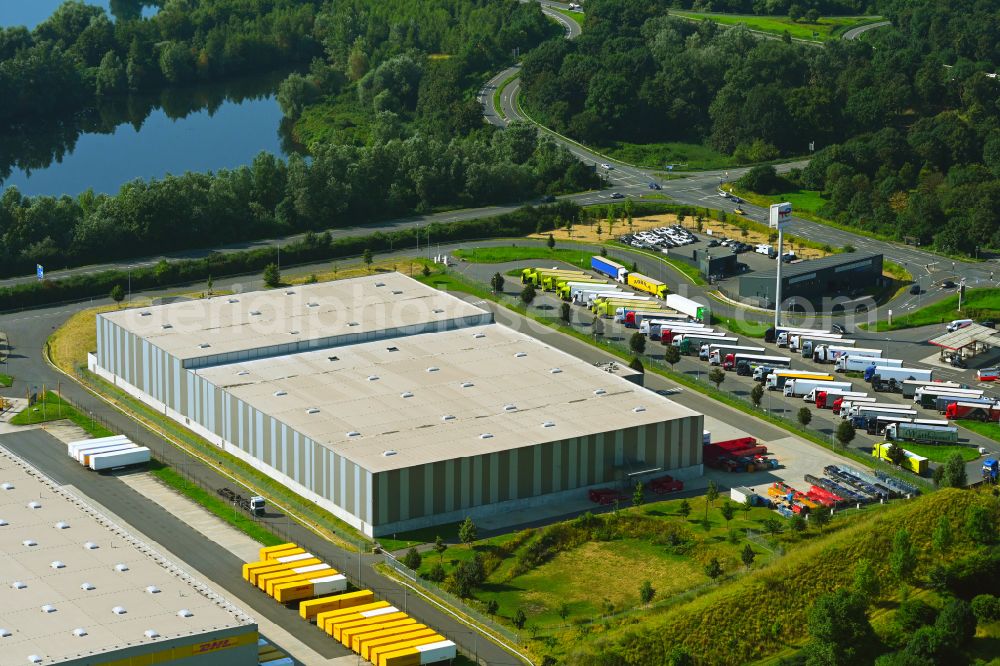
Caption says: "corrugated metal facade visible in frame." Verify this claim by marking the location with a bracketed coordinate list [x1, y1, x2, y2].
[96, 313, 701, 535]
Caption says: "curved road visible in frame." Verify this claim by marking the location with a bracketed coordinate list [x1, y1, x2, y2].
[842, 19, 891, 40]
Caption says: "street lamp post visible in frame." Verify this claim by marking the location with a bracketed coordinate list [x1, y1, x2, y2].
[769, 203, 793, 329]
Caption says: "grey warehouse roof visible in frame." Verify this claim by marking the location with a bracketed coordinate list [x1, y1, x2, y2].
[199, 323, 700, 473]
[748, 252, 882, 280]
[100, 273, 490, 362]
[0, 447, 253, 665]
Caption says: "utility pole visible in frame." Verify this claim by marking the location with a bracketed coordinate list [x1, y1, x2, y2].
[769, 203, 792, 329]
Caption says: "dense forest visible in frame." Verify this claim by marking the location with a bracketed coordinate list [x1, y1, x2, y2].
[0, 0, 598, 276]
[523, 0, 1000, 256]
[738, 0, 1000, 254]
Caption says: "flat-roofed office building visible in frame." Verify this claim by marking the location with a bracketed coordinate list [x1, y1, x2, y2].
[91, 274, 703, 536]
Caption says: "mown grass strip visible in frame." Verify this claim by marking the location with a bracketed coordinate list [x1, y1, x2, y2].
[0, 372, 11, 387]
[864, 287, 1000, 331]
[492, 71, 519, 122]
[150, 463, 285, 547]
[10, 390, 114, 437]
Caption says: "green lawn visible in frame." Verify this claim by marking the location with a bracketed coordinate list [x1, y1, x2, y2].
[549, 7, 584, 25]
[955, 419, 1000, 446]
[608, 242, 706, 286]
[10, 390, 114, 438]
[892, 443, 980, 463]
[712, 314, 770, 338]
[377, 521, 464, 552]
[452, 247, 593, 269]
[593, 139, 739, 171]
[150, 464, 284, 547]
[731, 186, 829, 216]
[865, 288, 1000, 331]
[672, 11, 880, 41]
[0, 372, 11, 387]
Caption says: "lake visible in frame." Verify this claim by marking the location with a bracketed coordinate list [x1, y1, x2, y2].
[0, 0, 158, 29]
[0, 1, 293, 197]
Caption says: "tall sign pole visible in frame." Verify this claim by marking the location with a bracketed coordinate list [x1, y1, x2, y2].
[769, 203, 793, 329]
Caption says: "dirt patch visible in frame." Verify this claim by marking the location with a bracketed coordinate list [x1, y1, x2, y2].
[528, 213, 685, 244]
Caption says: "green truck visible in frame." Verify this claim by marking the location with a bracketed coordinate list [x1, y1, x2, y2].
[556, 278, 610, 300]
[523, 268, 589, 287]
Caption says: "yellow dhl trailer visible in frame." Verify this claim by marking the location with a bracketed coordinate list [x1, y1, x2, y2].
[329, 607, 405, 642]
[370, 635, 447, 666]
[258, 542, 299, 560]
[251, 556, 320, 587]
[316, 601, 391, 632]
[242, 550, 308, 582]
[350, 621, 424, 654]
[360, 627, 435, 662]
[273, 573, 347, 603]
[300, 590, 375, 621]
[379, 637, 457, 666]
[341, 617, 418, 648]
[264, 563, 333, 596]
[627, 272, 668, 298]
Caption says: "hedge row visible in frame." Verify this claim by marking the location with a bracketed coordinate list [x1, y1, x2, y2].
[0, 201, 580, 311]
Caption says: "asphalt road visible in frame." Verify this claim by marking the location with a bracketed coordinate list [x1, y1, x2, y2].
[842, 20, 891, 40]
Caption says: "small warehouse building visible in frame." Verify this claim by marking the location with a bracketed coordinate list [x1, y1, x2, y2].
[91, 274, 703, 537]
[693, 248, 738, 280]
[738, 252, 884, 309]
[0, 447, 257, 666]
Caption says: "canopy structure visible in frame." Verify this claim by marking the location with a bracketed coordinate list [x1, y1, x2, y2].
[928, 324, 1000, 361]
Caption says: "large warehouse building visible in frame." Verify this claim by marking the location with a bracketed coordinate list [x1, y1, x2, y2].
[0, 446, 257, 666]
[90, 274, 703, 537]
[738, 252, 884, 309]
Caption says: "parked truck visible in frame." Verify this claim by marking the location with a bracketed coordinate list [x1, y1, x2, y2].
[525, 268, 588, 287]
[572, 286, 621, 304]
[865, 365, 933, 386]
[901, 379, 968, 399]
[983, 458, 999, 483]
[884, 421, 959, 444]
[67, 434, 129, 459]
[872, 442, 928, 476]
[594, 297, 656, 317]
[766, 371, 834, 390]
[832, 396, 877, 415]
[88, 446, 151, 472]
[814, 345, 881, 363]
[775, 330, 837, 347]
[784, 379, 852, 398]
[914, 387, 984, 408]
[618, 308, 684, 326]
[591, 255, 629, 282]
[558, 279, 610, 300]
[542, 271, 589, 291]
[945, 401, 1000, 421]
[674, 335, 737, 355]
[798, 338, 854, 357]
[727, 354, 791, 373]
[665, 293, 710, 322]
[641, 320, 708, 337]
[707, 344, 766, 365]
[867, 415, 950, 436]
[812, 389, 868, 408]
[764, 326, 830, 344]
[835, 356, 904, 373]
[626, 272, 668, 299]
[848, 406, 918, 426]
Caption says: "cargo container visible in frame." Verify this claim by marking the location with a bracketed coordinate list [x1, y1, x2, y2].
[872, 442, 928, 475]
[811, 389, 868, 408]
[775, 330, 839, 347]
[764, 326, 832, 344]
[784, 379, 852, 398]
[556, 279, 610, 300]
[670, 333, 735, 349]
[342, 617, 418, 648]
[370, 635, 448, 666]
[88, 447, 150, 471]
[541, 271, 590, 291]
[665, 294, 710, 322]
[814, 344, 881, 363]
[865, 365, 933, 384]
[620, 309, 684, 327]
[835, 356, 903, 373]
[626, 272, 668, 299]
[380, 638, 457, 666]
[67, 434, 129, 458]
[316, 601, 391, 631]
[707, 344, 766, 365]
[349, 621, 425, 652]
[900, 380, 967, 398]
[797, 337, 854, 357]
[77, 442, 138, 466]
[255, 558, 323, 590]
[765, 370, 834, 389]
[526, 268, 588, 287]
[274, 573, 347, 603]
[361, 628, 437, 662]
[945, 401, 1000, 421]
[884, 421, 959, 444]
[726, 353, 790, 372]
[640, 320, 708, 336]
[259, 543, 299, 561]
[264, 563, 333, 595]
[848, 407, 918, 427]
[327, 606, 403, 640]
[933, 395, 996, 413]
[300, 590, 376, 621]
[246, 553, 315, 585]
[594, 296, 656, 317]
[833, 397, 877, 414]
[867, 416, 950, 436]
[243, 550, 308, 581]
[572, 287, 622, 305]
[591, 255, 629, 282]
[913, 386, 983, 405]
[584, 292, 641, 308]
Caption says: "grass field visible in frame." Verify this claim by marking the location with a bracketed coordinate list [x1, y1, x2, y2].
[593, 139, 739, 171]
[894, 443, 981, 463]
[0, 372, 11, 387]
[865, 288, 1000, 331]
[730, 185, 829, 216]
[956, 419, 1000, 445]
[150, 463, 284, 547]
[712, 314, 770, 338]
[549, 7, 584, 25]
[672, 11, 880, 41]
[452, 247, 593, 269]
[9, 390, 114, 438]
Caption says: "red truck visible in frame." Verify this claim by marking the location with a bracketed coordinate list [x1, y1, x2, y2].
[648, 475, 684, 494]
[945, 401, 1000, 421]
[588, 488, 628, 505]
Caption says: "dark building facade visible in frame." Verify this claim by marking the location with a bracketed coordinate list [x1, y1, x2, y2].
[738, 252, 884, 310]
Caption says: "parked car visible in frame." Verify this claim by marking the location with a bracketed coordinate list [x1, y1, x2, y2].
[648, 182, 661, 190]
[707, 239, 720, 247]
[610, 192, 624, 199]
[941, 279, 956, 289]
[733, 207, 746, 215]
[980, 320, 996, 329]
[600, 163, 613, 170]
[909, 284, 920, 295]
[718, 190, 729, 198]
[831, 323, 847, 335]
[540, 195, 555, 203]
